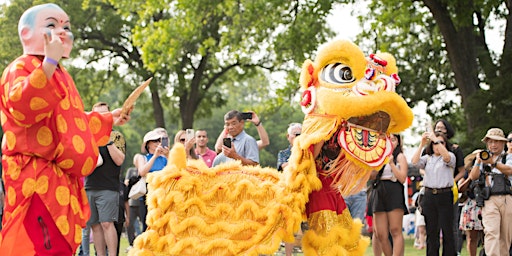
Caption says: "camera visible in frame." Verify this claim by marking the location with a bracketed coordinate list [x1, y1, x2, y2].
[241, 112, 253, 120]
[479, 150, 492, 161]
[471, 167, 491, 207]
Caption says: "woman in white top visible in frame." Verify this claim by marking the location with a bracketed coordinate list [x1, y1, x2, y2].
[370, 134, 408, 256]
[411, 131, 456, 256]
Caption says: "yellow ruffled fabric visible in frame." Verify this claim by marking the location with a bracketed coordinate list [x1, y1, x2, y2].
[129, 144, 308, 256]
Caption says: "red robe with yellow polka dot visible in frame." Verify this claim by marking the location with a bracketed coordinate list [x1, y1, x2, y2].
[0, 55, 113, 255]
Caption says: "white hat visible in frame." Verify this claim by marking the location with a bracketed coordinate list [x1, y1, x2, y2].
[481, 128, 508, 143]
[141, 130, 161, 154]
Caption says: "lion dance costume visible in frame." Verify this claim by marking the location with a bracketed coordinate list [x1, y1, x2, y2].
[129, 40, 413, 255]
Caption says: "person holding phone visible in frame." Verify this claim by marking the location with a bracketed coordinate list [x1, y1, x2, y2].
[212, 110, 259, 167]
[214, 110, 269, 152]
[174, 130, 199, 160]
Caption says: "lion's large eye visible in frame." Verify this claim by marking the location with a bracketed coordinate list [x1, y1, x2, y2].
[320, 63, 355, 84]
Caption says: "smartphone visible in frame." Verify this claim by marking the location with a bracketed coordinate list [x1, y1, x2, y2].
[186, 129, 195, 141]
[161, 137, 169, 148]
[223, 138, 232, 148]
[241, 112, 253, 120]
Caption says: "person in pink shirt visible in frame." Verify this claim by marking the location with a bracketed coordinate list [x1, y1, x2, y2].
[194, 129, 217, 167]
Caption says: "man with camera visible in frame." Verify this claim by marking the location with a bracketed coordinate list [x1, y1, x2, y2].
[467, 128, 512, 256]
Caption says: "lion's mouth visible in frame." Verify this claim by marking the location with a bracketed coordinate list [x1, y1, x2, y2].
[338, 111, 392, 167]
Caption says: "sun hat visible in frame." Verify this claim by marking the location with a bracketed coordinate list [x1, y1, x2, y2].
[141, 130, 161, 154]
[481, 128, 508, 142]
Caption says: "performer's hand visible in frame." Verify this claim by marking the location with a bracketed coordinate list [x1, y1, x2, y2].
[112, 108, 131, 126]
[44, 29, 64, 62]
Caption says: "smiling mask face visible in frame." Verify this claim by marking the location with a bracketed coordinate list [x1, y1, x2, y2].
[18, 3, 74, 58]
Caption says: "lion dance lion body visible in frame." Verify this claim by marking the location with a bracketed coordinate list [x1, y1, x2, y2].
[129, 40, 413, 256]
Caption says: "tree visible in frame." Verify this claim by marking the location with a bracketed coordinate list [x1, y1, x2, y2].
[106, 0, 344, 129]
[355, 0, 512, 149]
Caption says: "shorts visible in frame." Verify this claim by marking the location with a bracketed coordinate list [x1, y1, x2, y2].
[371, 180, 408, 214]
[86, 190, 119, 225]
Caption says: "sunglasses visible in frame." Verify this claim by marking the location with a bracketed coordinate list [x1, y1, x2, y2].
[149, 139, 161, 143]
[294, 133, 301, 136]
[180, 138, 186, 142]
[508, 138, 512, 142]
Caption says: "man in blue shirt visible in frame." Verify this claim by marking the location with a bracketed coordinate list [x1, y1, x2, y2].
[213, 110, 259, 166]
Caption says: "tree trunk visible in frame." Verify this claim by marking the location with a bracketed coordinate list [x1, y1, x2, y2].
[423, 0, 486, 134]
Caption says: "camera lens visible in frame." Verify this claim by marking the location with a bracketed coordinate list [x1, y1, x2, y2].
[479, 150, 491, 160]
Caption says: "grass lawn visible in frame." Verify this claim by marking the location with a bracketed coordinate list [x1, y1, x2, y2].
[89, 233, 480, 255]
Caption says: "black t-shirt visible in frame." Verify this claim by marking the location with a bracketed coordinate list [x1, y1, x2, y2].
[85, 146, 123, 191]
[452, 145, 464, 178]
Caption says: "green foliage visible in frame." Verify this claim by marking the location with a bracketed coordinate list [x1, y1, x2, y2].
[106, 0, 343, 129]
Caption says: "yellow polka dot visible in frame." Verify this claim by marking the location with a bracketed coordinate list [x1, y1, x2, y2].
[53, 164, 64, 178]
[80, 189, 88, 204]
[75, 96, 83, 110]
[72, 135, 85, 154]
[70, 195, 79, 214]
[74, 224, 82, 244]
[60, 97, 70, 110]
[9, 81, 23, 102]
[7, 186, 16, 206]
[6, 159, 21, 181]
[55, 186, 70, 206]
[29, 97, 49, 111]
[4, 131, 16, 150]
[56, 114, 68, 133]
[56, 215, 70, 235]
[36, 126, 53, 146]
[29, 69, 47, 89]
[31, 58, 41, 67]
[81, 157, 94, 176]
[35, 112, 49, 122]
[10, 109, 25, 121]
[58, 159, 74, 169]
[55, 143, 64, 157]
[1, 110, 6, 126]
[35, 176, 49, 194]
[74, 118, 86, 131]
[89, 116, 102, 135]
[22, 178, 36, 198]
